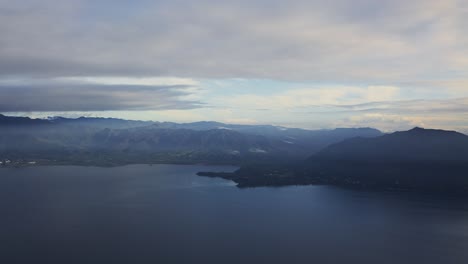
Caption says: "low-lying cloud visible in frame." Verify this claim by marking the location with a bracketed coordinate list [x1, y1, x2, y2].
[0, 83, 202, 112]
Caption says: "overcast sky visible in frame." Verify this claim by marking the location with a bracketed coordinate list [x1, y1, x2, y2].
[1, 0, 467, 132]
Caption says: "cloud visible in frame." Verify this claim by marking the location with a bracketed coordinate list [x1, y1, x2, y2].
[328, 97, 468, 115]
[215, 85, 400, 110]
[0, 82, 203, 112]
[0, 0, 466, 85]
[340, 113, 426, 131]
[203, 86, 468, 131]
[1, 0, 467, 132]
[334, 112, 468, 134]
[324, 97, 468, 132]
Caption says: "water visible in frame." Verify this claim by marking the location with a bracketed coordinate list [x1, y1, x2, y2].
[1, 165, 468, 264]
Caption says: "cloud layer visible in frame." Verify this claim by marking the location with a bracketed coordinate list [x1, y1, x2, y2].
[1, 0, 467, 131]
[0, 82, 201, 111]
[0, 0, 466, 83]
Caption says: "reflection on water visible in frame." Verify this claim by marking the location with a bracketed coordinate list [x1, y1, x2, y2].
[1, 164, 468, 264]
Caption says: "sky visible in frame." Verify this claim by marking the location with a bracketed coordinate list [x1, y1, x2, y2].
[0, 0, 467, 132]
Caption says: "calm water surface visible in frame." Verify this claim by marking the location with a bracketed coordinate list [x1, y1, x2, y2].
[1, 165, 468, 264]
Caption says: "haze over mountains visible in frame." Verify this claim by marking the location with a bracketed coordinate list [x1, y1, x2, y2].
[0, 114, 382, 165]
[316, 127, 468, 162]
[4, 114, 468, 193]
[197, 124, 468, 192]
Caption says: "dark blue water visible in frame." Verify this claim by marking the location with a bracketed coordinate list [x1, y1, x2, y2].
[1, 165, 468, 264]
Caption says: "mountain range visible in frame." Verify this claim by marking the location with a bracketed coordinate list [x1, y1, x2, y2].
[0, 114, 382, 165]
[4, 114, 468, 194]
[199, 127, 468, 193]
[316, 127, 468, 162]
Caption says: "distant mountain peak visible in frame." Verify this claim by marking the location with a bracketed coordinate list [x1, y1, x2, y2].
[316, 126, 468, 162]
[401, 127, 463, 137]
[405, 127, 434, 134]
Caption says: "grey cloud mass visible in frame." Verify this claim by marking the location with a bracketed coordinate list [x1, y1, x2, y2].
[0, 0, 466, 84]
[0, 0, 467, 132]
[0, 83, 202, 111]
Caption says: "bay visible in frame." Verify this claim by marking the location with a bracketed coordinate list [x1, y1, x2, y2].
[1, 165, 468, 264]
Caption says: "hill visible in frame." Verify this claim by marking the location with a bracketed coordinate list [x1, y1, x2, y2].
[316, 127, 468, 162]
[0, 114, 382, 166]
[199, 128, 468, 193]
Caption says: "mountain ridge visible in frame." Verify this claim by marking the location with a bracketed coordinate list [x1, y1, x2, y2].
[197, 127, 468, 192]
[315, 127, 468, 162]
[0, 114, 383, 165]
